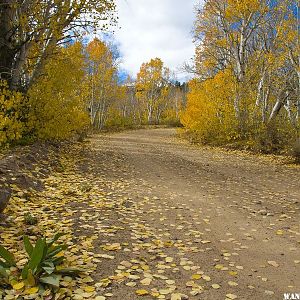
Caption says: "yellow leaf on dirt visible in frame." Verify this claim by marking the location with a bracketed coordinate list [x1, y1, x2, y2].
[84, 286, 95, 292]
[159, 289, 172, 295]
[229, 271, 238, 276]
[126, 282, 137, 287]
[201, 240, 211, 244]
[215, 264, 224, 270]
[171, 293, 182, 300]
[166, 280, 175, 285]
[82, 276, 94, 283]
[202, 275, 211, 281]
[267, 261, 279, 267]
[141, 265, 149, 271]
[190, 290, 201, 296]
[103, 243, 121, 251]
[265, 290, 274, 295]
[140, 278, 152, 285]
[151, 292, 160, 297]
[228, 281, 238, 286]
[226, 294, 238, 299]
[191, 274, 202, 280]
[136, 289, 149, 296]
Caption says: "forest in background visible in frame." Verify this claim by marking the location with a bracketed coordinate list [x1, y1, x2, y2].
[0, 0, 299, 155]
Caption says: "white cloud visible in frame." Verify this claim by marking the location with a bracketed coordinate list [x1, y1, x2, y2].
[114, 0, 199, 81]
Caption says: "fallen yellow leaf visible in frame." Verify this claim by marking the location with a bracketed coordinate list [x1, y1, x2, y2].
[84, 286, 95, 292]
[136, 289, 149, 296]
[191, 274, 202, 280]
[13, 282, 24, 290]
[24, 286, 39, 294]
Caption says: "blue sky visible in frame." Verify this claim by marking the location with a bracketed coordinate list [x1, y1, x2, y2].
[114, 0, 199, 82]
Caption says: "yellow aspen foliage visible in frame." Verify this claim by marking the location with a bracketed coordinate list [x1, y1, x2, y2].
[181, 70, 238, 143]
[86, 38, 119, 129]
[27, 42, 89, 139]
[226, 0, 261, 18]
[0, 81, 26, 146]
[105, 86, 133, 127]
[136, 58, 170, 124]
[190, 0, 299, 152]
[1, 0, 116, 90]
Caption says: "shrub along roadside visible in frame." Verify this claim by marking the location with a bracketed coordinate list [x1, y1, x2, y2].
[180, 75, 299, 158]
[0, 43, 90, 149]
[0, 234, 81, 298]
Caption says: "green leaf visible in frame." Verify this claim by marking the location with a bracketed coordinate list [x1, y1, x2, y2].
[46, 245, 67, 258]
[27, 269, 36, 286]
[23, 236, 33, 257]
[0, 245, 16, 267]
[28, 238, 46, 273]
[0, 260, 8, 268]
[55, 267, 82, 276]
[21, 264, 29, 280]
[0, 265, 8, 279]
[42, 262, 55, 274]
[51, 256, 64, 266]
[47, 233, 65, 248]
[40, 274, 61, 288]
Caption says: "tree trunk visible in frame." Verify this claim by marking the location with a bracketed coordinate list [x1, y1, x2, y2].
[0, 0, 16, 83]
[269, 98, 285, 122]
[27, 37, 57, 90]
[10, 42, 29, 90]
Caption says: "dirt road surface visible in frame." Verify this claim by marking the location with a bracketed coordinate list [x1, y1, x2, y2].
[3, 128, 298, 299]
[78, 128, 300, 300]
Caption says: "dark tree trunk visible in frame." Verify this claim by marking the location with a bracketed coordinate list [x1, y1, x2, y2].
[0, 0, 16, 84]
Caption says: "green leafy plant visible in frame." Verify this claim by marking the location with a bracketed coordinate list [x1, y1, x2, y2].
[0, 233, 81, 296]
[24, 212, 38, 225]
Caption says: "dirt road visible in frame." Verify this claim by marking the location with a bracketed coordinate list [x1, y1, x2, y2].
[2, 128, 299, 300]
[82, 128, 300, 300]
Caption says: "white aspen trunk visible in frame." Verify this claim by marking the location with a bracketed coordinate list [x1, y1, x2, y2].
[232, 20, 248, 122]
[262, 86, 270, 124]
[28, 37, 57, 89]
[147, 104, 153, 124]
[288, 49, 300, 122]
[283, 92, 296, 126]
[10, 42, 29, 90]
[269, 100, 282, 121]
[96, 101, 102, 129]
[269, 95, 286, 122]
[122, 105, 127, 118]
[256, 71, 266, 106]
[99, 98, 106, 129]
[90, 75, 94, 125]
